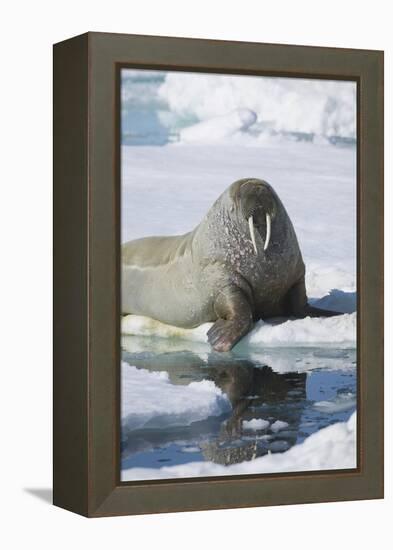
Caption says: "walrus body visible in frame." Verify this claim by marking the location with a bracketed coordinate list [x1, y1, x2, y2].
[122, 178, 338, 351]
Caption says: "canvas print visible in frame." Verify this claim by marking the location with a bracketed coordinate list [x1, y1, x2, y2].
[120, 69, 357, 481]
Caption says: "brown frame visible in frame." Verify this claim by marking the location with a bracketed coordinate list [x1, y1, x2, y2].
[53, 32, 384, 517]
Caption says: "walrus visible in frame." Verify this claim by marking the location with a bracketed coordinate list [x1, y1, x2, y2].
[122, 178, 339, 351]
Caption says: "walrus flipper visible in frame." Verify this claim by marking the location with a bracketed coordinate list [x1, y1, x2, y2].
[287, 277, 343, 318]
[207, 287, 253, 352]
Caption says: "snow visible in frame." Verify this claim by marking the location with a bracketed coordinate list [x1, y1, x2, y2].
[121, 362, 231, 432]
[243, 418, 270, 431]
[121, 413, 357, 480]
[121, 312, 356, 348]
[158, 73, 356, 139]
[179, 108, 257, 143]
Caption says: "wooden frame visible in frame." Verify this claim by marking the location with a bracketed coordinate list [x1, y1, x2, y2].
[53, 32, 384, 517]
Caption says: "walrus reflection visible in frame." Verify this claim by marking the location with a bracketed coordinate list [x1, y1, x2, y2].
[200, 362, 306, 465]
[209, 363, 306, 434]
[121, 352, 307, 466]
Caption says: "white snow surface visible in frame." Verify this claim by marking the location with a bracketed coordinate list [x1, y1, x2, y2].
[121, 362, 230, 431]
[121, 312, 355, 347]
[158, 73, 356, 139]
[121, 413, 357, 480]
[179, 108, 257, 143]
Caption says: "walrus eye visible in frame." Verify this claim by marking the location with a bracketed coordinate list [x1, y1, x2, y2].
[248, 212, 271, 254]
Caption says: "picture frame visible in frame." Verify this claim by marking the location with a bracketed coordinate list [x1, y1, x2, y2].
[53, 31, 384, 517]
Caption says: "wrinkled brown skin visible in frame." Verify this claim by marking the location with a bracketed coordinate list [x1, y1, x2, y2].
[122, 178, 340, 352]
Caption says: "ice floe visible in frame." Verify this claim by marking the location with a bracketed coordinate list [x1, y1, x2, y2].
[121, 312, 356, 348]
[121, 362, 231, 432]
[122, 413, 357, 480]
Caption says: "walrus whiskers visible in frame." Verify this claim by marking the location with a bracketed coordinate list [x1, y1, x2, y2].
[248, 216, 258, 255]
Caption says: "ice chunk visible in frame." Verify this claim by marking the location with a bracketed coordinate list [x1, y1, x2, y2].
[271, 420, 290, 433]
[121, 363, 231, 431]
[314, 392, 356, 413]
[242, 418, 270, 431]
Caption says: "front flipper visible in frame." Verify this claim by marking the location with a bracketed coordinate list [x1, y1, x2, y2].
[287, 276, 343, 318]
[207, 286, 253, 352]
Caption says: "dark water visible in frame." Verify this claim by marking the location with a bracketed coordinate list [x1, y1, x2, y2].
[120, 337, 356, 473]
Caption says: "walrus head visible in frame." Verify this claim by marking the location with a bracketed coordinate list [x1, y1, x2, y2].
[229, 178, 278, 255]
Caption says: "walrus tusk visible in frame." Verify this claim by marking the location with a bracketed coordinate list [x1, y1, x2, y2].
[248, 216, 258, 255]
[264, 213, 271, 251]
